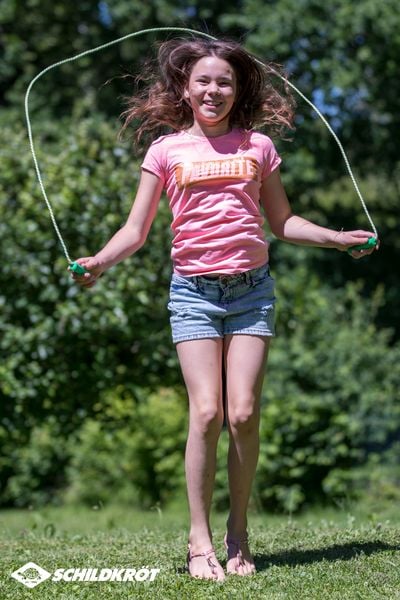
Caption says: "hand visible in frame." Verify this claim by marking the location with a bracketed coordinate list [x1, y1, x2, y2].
[68, 256, 105, 288]
[333, 230, 379, 259]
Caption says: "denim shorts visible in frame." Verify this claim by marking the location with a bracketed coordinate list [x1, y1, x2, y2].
[168, 263, 276, 344]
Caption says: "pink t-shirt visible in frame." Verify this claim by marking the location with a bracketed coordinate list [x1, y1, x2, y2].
[141, 129, 281, 276]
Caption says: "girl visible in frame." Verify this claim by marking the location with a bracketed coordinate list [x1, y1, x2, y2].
[71, 38, 376, 580]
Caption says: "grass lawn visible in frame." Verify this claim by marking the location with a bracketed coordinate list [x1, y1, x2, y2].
[0, 499, 399, 599]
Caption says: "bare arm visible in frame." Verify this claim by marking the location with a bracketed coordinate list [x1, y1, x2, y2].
[71, 169, 164, 286]
[261, 168, 376, 256]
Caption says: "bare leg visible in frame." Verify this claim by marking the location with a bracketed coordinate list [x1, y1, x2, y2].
[176, 338, 225, 581]
[224, 334, 270, 575]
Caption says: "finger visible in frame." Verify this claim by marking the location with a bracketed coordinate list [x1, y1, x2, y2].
[81, 273, 97, 284]
[70, 272, 97, 286]
[350, 248, 374, 259]
[68, 257, 99, 275]
[80, 257, 101, 271]
[70, 271, 90, 281]
[349, 248, 364, 259]
[352, 230, 375, 238]
[79, 278, 97, 288]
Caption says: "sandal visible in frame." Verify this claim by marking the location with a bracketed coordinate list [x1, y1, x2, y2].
[224, 534, 255, 575]
[186, 544, 218, 579]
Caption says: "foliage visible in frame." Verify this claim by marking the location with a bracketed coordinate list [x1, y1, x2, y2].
[255, 274, 400, 512]
[214, 274, 400, 513]
[323, 443, 400, 507]
[0, 115, 179, 504]
[223, 0, 400, 173]
[1, 0, 400, 510]
[0, 116, 176, 412]
[286, 171, 400, 334]
[64, 386, 188, 508]
[3, 387, 187, 509]
[1, 113, 400, 510]
[0, 0, 234, 117]
[1, 417, 70, 507]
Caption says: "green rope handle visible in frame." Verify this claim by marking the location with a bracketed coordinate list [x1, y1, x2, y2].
[24, 26, 378, 274]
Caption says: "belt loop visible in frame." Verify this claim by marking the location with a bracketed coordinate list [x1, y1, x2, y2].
[245, 269, 252, 286]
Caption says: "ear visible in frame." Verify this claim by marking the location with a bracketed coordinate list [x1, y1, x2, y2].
[183, 88, 190, 100]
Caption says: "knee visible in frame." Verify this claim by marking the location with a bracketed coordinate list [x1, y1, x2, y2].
[228, 399, 259, 434]
[191, 401, 223, 436]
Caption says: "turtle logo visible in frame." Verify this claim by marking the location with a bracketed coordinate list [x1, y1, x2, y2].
[10, 562, 52, 588]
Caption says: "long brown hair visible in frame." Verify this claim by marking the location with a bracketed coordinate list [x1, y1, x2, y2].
[119, 37, 295, 145]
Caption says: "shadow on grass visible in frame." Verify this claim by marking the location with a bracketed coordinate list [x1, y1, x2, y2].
[176, 541, 400, 576]
[254, 540, 400, 572]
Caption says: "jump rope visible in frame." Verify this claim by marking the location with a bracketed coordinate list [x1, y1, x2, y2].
[24, 27, 378, 276]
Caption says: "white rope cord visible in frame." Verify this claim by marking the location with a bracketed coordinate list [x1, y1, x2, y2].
[24, 26, 378, 266]
[277, 76, 377, 236]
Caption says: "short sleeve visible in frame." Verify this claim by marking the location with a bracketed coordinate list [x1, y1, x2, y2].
[141, 138, 167, 185]
[261, 138, 282, 180]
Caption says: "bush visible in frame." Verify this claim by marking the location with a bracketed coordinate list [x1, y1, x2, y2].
[2, 114, 399, 511]
[212, 276, 400, 514]
[212, 272, 400, 514]
[323, 443, 400, 506]
[255, 275, 400, 512]
[0, 115, 176, 418]
[0, 115, 179, 504]
[64, 387, 188, 508]
[2, 416, 70, 507]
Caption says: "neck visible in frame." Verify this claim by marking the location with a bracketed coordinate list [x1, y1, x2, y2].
[188, 119, 231, 138]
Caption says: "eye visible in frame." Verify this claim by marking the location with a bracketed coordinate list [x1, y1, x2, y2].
[218, 80, 233, 87]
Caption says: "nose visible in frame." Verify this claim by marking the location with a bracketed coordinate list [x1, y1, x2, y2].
[207, 82, 221, 95]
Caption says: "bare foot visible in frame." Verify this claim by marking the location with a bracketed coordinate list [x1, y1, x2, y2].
[187, 545, 225, 581]
[225, 535, 256, 576]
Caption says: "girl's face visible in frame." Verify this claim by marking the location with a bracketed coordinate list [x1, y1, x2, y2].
[184, 56, 237, 133]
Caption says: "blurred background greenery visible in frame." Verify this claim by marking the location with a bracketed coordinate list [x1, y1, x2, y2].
[1, 0, 399, 514]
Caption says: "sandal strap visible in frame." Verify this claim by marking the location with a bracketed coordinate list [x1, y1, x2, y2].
[224, 534, 249, 568]
[225, 534, 249, 550]
[225, 536, 248, 545]
[187, 545, 216, 560]
[187, 545, 217, 576]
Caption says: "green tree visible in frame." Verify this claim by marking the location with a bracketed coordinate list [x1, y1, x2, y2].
[0, 117, 176, 431]
[1, 0, 399, 509]
[222, 0, 400, 172]
[0, 0, 237, 117]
